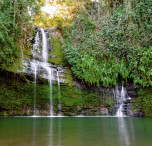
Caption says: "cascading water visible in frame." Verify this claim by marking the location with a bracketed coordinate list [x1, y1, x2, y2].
[116, 86, 125, 117]
[40, 28, 54, 116]
[41, 63, 55, 116]
[115, 85, 131, 117]
[40, 28, 48, 63]
[21, 28, 63, 116]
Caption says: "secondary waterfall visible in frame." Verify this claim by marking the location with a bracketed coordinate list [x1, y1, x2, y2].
[115, 85, 131, 117]
[116, 86, 125, 117]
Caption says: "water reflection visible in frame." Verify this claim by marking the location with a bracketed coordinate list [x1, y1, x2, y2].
[117, 118, 137, 146]
[31, 117, 137, 146]
[118, 118, 130, 146]
[0, 117, 152, 146]
[32, 118, 36, 146]
[57, 118, 61, 146]
[49, 118, 53, 146]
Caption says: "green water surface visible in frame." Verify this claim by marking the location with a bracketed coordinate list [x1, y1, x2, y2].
[0, 117, 152, 146]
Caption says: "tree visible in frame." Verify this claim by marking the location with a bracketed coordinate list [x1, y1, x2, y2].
[0, 0, 41, 69]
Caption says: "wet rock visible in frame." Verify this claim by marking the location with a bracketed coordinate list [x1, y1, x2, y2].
[100, 108, 109, 115]
[130, 110, 143, 117]
[76, 106, 81, 111]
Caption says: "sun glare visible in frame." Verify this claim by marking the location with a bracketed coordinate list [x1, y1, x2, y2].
[41, 4, 57, 17]
[35, 0, 81, 27]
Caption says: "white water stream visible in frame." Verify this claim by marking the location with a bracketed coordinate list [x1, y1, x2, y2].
[115, 85, 131, 117]
[41, 28, 48, 63]
[26, 28, 62, 116]
[116, 86, 125, 117]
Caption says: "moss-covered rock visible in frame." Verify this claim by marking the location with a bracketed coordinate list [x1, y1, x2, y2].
[131, 88, 152, 117]
[48, 35, 66, 66]
[0, 70, 113, 116]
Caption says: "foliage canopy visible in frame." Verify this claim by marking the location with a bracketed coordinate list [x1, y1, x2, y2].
[62, 0, 152, 87]
[0, 0, 41, 69]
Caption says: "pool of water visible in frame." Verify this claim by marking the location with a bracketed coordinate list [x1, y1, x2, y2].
[0, 117, 152, 146]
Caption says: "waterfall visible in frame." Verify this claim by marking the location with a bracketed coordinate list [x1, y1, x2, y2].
[40, 28, 54, 116]
[23, 28, 63, 116]
[115, 86, 127, 117]
[40, 28, 48, 63]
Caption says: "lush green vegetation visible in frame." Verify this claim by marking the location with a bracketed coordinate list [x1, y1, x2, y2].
[49, 35, 66, 66]
[0, 0, 42, 69]
[0, 73, 113, 116]
[62, 0, 152, 87]
[131, 88, 152, 117]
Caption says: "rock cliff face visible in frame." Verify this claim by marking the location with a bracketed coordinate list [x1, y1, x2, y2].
[0, 68, 142, 116]
[72, 79, 143, 117]
[0, 69, 144, 117]
[0, 27, 144, 117]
